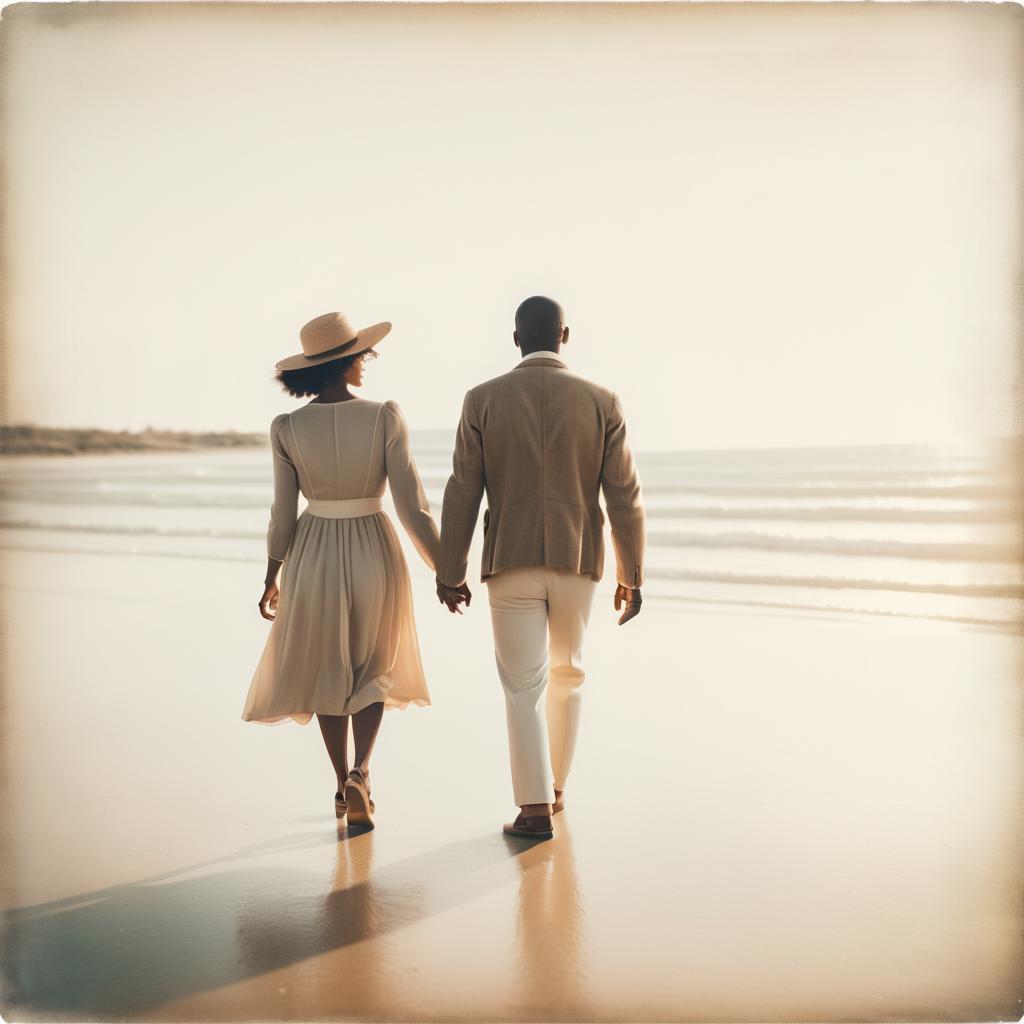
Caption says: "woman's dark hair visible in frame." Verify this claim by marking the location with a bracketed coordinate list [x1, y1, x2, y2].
[273, 350, 378, 399]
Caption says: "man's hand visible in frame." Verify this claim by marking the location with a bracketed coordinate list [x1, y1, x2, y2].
[259, 580, 280, 621]
[614, 584, 642, 625]
[437, 582, 472, 615]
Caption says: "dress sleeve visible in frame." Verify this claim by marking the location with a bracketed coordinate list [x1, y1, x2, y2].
[383, 399, 441, 572]
[267, 413, 300, 562]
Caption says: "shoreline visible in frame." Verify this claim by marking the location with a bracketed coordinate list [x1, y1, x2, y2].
[0, 424, 269, 456]
[2, 425, 1020, 458]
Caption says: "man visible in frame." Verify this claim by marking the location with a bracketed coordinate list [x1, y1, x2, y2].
[436, 296, 646, 838]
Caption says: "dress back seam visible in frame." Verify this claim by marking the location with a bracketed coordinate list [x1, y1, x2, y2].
[286, 414, 316, 500]
[361, 404, 384, 498]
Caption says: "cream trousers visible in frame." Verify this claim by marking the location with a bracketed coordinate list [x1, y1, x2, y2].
[485, 566, 599, 807]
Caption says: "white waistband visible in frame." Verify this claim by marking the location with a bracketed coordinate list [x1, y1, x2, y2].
[305, 497, 383, 519]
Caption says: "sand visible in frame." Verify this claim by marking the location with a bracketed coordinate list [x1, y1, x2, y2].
[1, 545, 1021, 1022]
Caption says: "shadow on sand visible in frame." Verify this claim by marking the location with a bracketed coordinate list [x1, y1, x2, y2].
[4, 827, 551, 1018]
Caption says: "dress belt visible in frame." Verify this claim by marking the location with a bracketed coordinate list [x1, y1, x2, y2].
[305, 496, 383, 519]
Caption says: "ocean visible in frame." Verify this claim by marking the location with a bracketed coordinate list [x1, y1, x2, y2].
[1, 434, 1021, 632]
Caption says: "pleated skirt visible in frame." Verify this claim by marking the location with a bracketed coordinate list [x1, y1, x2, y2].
[242, 509, 430, 725]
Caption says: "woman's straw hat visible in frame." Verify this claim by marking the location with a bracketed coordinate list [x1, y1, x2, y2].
[275, 312, 392, 372]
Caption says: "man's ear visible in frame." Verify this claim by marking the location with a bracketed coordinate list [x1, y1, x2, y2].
[562, 325, 570, 346]
[513, 330, 520, 350]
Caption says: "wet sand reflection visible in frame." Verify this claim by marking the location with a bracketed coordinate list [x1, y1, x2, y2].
[508, 821, 592, 1021]
[5, 829, 532, 1018]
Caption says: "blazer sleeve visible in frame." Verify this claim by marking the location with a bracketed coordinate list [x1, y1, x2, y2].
[437, 388, 486, 588]
[600, 392, 646, 588]
[383, 399, 441, 572]
[267, 413, 301, 562]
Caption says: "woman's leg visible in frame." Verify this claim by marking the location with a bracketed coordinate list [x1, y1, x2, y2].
[316, 713, 350, 794]
[344, 702, 384, 826]
[351, 701, 384, 778]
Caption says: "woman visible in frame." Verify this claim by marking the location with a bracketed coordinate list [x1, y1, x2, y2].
[242, 311, 443, 830]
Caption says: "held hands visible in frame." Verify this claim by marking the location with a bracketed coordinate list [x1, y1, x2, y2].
[614, 584, 642, 625]
[437, 579, 637, 622]
[259, 580, 280, 621]
[437, 582, 472, 615]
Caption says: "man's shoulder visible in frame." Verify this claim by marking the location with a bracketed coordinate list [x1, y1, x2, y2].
[465, 370, 514, 398]
[567, 372, 615, 406]
[468, 366, 614, 406]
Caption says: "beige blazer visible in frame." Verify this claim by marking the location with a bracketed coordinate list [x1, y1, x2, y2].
[437, 354, 645, 589]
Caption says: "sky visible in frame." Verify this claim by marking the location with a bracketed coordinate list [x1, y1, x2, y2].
[1, 1, 1021, 451]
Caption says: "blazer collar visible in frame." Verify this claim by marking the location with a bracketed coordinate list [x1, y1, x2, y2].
[513, 355, 567, 370]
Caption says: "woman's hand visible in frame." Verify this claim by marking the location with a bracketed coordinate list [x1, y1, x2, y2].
[436, 581, 471, 614]
[259, 580, 280, 621]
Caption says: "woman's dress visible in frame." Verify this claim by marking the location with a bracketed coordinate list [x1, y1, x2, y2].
[241, 397, 441, 725]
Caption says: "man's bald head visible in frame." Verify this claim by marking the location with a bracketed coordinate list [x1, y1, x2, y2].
[514, 296, 567, 354]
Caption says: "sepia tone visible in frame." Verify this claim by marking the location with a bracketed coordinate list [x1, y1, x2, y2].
[1, 2, 1022, 1022]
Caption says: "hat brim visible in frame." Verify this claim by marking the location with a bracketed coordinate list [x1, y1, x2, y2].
[275, 321, 392, 372]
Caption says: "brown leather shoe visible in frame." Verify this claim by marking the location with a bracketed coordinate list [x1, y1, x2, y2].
[503, 812, 553, 839]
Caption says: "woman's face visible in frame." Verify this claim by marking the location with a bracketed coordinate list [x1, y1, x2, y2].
[343, 351, 370, 388]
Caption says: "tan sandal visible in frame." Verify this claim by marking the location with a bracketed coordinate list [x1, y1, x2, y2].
[334, 791, 348, 819]
[552, 788, 565, 814]
[344, 767, 376, 829]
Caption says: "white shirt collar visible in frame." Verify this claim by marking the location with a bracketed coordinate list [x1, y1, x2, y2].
[519, 349, 566, 366]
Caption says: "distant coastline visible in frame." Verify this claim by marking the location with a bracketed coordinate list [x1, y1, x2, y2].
[2, 423, 1020, 461]
[0, 424, 269, 456]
